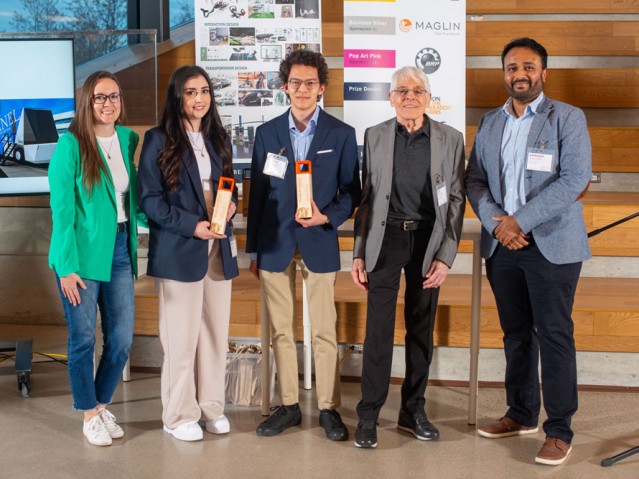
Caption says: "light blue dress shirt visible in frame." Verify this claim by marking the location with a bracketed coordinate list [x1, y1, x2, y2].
[500, 92, 545, 215]
[289, 106, 320, 160]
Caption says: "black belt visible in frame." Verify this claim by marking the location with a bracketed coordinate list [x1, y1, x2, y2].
[387, 220, 430, 231]
[117, 222, 127, 233]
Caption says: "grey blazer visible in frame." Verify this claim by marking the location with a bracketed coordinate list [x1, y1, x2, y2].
[353, 117, 466, 275]
[465, 96, 592, 265]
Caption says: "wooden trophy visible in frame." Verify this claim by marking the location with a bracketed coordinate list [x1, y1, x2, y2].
[295, 160, 313, 219]
[210, 176, 235, 234]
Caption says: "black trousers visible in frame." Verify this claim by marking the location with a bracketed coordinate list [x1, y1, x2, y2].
[356, 226, 439, 421]
[486, 242, 581, 444]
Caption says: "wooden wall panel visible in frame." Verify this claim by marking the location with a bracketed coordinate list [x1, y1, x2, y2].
[467, 126, 639, 173]
[467, 68, 639, 108]
[468, 22, 639, 56]
[467, 0, 639, 14]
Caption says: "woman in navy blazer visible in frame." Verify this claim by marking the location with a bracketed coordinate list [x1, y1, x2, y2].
[138, 65, 238, 442]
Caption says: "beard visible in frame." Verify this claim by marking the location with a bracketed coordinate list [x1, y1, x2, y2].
[505, 78, 544, 103]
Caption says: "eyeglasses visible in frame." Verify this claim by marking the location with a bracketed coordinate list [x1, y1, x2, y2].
[287, 79, 320, 90]
[93, 93, 122, 104]
[184, 88, 211, 98]
[392, 88, 429, 98]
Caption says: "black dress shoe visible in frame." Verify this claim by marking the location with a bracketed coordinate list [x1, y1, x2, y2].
[256, 404, 302, 436]
[319, 409, 349, 441]
[354, 419, 377, 448]
[397, 409, 440, 441]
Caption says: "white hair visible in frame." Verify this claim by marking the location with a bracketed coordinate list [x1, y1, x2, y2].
[390, 66, 431, 93]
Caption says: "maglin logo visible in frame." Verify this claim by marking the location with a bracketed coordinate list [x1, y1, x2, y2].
[399, 19, 413, 33]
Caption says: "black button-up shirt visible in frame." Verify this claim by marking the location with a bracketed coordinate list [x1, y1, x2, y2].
[387, 116, 435, 224]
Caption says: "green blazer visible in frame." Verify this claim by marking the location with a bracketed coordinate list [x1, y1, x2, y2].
[48, 126, 144, 281]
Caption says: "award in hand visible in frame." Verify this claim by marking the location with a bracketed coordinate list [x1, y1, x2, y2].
[295, 160, 313, 219]
[210, 176, 235, 234]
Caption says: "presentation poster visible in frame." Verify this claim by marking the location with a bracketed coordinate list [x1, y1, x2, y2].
[194, 0, 323, 181]
[343, 0, 466, 145]
[0, 38, 75, 195]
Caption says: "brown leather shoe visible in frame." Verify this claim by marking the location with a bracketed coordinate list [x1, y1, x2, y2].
[477, 416, 539, 438]
[535, 437, 572, 465]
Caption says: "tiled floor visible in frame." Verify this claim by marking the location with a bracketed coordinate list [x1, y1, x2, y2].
[1, 325, 638, 478]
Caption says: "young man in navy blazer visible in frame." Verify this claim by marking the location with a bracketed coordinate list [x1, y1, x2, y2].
[466, 38, 592, 466]
[246, 51, 360, 440]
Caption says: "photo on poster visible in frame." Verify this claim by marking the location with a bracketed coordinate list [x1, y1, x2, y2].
[238, 90, 272, 107]
[248, 1, 275, 19]
[296, 0, 319, 19]
[209, 27, 230, 46]
[238, 71, 269, 89]
[256, 30, 277, 43]
[230, 27, 256, 46]
[201, 47, 230, 61]
[273, 89, 289, 107]
[260, 44, 282, 62]
[198, 0, 246, 20]
[285, 43, 320, 56]
[229, 47, 258, 61]
[266, 72, 283, 90]
[280, 5, 294, 18]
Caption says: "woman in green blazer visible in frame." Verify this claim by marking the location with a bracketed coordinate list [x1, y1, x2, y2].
[48, 71, 142, 447]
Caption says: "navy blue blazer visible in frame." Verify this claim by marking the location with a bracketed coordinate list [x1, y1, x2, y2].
[138, 127, 239, 282]
[246, 108, 361, 273]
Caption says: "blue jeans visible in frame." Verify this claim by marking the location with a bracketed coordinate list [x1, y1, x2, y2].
[56, 230, 134, 411]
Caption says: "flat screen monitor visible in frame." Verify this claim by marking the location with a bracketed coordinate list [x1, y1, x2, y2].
[0, 38, 75, 196]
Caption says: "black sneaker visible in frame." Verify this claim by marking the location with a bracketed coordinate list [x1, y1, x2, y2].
[354, 419, 377, 448]
[256, 404, 302, 436]
[319, 409, 349, 441]
[397, 409, 439, 441]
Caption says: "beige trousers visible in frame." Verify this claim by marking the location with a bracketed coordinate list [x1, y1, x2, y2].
[157, 239, 232, 429]
[260, 252, 341, 410]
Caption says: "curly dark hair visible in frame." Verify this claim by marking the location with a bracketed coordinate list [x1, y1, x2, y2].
[501, 37, 548, 70]
[157, 65, 233, 192]
[279, 50, 328, 87]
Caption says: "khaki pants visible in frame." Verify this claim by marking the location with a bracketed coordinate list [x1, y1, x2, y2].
[260, 252, 341, 410]
[157, 240, 232, 429]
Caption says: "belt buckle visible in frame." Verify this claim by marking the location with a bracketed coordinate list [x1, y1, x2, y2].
[402, 221, 414, 231]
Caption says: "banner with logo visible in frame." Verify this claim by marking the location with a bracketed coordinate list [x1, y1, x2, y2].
[343, 0, 466, 144]
[194, 0, 323, 180]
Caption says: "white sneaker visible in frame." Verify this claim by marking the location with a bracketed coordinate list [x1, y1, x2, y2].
[163, 421, 203, 442]
[205, 415, 230, 434]
[83, 415, 112, 446]
[98, 408, 124, 439]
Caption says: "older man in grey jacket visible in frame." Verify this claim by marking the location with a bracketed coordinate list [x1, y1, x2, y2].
[351, 66, 466, 449]
[466, 37, 592, 466]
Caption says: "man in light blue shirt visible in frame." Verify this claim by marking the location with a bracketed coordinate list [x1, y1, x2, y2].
[466, 37, 592, 466]
[500, 92, 545, 215]
[247, 51, 361, 441]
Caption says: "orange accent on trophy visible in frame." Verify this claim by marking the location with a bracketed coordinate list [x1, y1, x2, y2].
[295, 160, 313, 219]
[210, 176, 235, 234]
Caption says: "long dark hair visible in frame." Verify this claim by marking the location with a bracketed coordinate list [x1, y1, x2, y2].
[69, 71, 126, 192]
[158, 65, 233, 191]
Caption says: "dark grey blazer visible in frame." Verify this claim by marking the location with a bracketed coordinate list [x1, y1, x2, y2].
[353, 117, 466, 275]
[465, 96, 592, 265]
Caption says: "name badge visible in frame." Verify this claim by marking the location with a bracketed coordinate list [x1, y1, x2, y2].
[436, 181, 448, 206]
[526, 148, 553, 172]
[263, 152, 288, 179]
[229, 235, 238, 258]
